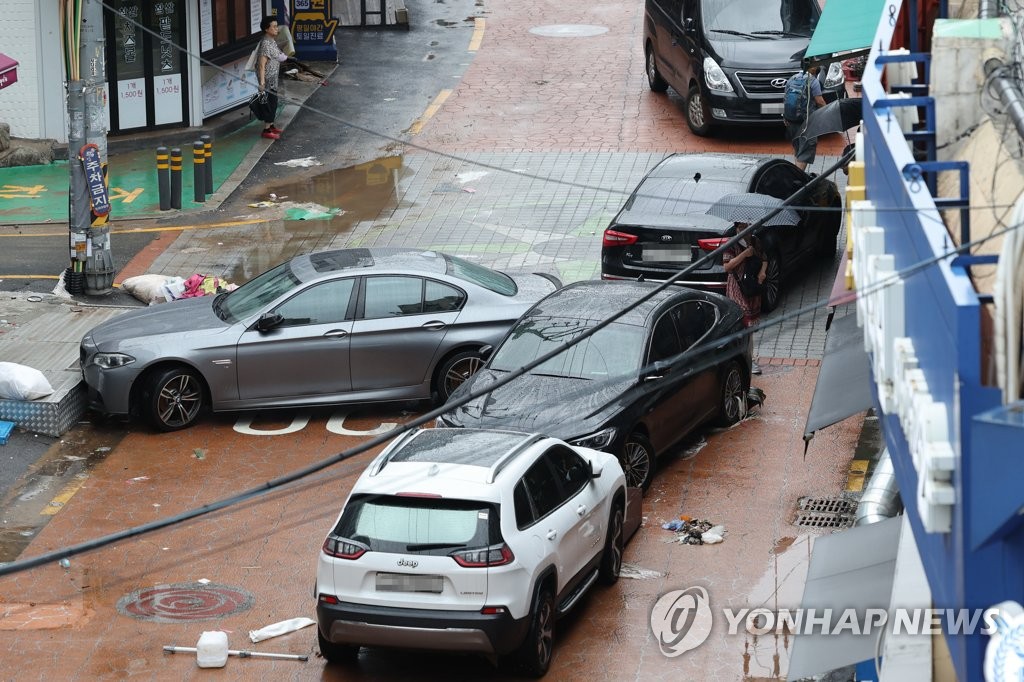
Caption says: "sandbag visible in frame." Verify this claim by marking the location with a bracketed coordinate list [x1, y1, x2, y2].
[121, 274, 176, 305]
[0, 362, 54, 401]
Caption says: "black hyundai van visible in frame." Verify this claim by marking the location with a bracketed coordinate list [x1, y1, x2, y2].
[643, 0, 844, 136]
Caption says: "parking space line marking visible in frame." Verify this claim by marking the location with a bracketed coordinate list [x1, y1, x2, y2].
[40, 477, 88, 516]
[468, 18, 485, 52]
[408, 90, 452, 136]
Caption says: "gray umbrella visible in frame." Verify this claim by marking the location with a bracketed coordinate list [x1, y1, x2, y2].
[705, 192, 800, 227]
[801, 97, 863, 140]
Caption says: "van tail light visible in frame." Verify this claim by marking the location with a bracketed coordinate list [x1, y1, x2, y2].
[697, 238, 730, 252]
[322, 535, 368, 560]
[602, 229, 638, 247]
[451, 543, 515, 567]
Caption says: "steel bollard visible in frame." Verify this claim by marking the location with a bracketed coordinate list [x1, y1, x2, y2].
[170, 147, 182, 209]
[156, 146, 170, 211]
[192, 141, 205, 203]
[200, 134, 213, 195]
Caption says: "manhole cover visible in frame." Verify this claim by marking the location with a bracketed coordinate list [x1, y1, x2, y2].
[529, 24, 609, 38]
[116, 582, 254, 622]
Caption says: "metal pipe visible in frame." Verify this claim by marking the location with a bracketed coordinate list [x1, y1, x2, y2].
[855, 448, 902, 526]
[985, 58, 1024, 142]
[163, 645, 308, 661]
[979, 0, 1000, 19]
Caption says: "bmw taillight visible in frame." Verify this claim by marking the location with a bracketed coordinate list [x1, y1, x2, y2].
[322, 535, 368, 560]
[602, 229, 638, 247]
[697, 237, 730, 252]
[451, 543, 515, 567]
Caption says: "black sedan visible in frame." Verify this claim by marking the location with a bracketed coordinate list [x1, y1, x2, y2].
[438, 281, 754, 490]
[600, 153, 842, 312]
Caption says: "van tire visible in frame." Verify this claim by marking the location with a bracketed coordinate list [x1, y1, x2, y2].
[685, 85, 713, 136]
[646, 44, 668, 93]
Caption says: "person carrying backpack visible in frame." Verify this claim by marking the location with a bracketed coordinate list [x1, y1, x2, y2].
[783, 64, 827, 171]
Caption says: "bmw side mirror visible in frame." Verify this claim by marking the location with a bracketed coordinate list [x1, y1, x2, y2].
[590, 460, 604, 479]
[256, 312, 283, 332]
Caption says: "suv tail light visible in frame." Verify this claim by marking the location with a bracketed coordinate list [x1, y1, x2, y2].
[602, 229, 638, 247]
[451, 543, 515, 567]
[697, 237, 730, 252]
[322, 535, 368, 560]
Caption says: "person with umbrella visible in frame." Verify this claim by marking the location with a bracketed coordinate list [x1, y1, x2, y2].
[721, 225, 767, 374]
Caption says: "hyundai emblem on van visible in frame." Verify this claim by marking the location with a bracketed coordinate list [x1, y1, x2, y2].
[771, 78, 787, 88]
[397, 558, 419, 568]
[661, 235, 672, 242]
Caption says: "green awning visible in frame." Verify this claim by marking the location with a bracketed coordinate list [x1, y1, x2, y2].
[805, 0, 887, 66]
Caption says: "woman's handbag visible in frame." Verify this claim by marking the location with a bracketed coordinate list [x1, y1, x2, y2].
[248, 91, 272, 121]
[738, 254, 764, 297]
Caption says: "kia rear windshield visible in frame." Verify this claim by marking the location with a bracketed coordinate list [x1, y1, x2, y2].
[335, 495, 501, 555]
[703, 0, 817, 37]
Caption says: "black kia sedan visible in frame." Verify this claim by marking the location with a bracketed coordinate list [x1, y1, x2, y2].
[600, 153, 842, 312]
[437, 281, 754, 490]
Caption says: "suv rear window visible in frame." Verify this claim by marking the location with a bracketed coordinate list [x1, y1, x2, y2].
[335, 495, 501, 556]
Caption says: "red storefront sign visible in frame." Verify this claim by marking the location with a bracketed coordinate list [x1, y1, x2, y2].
[0, 53, 18, 91]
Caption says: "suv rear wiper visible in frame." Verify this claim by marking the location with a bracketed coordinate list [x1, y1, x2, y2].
[406, 542, 466, 551]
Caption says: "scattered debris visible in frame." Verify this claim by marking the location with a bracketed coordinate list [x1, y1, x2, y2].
[662, 518, 727, 545]
[273, 156, 323, 168]
[164, 644, 308, 663]
[59, 558, 70, 569]
[284, 203, 344, 221]
[196, 578, 211, 585]
[193, 449, 206, 460]
[455, 170, 488, 184]
[249, 617, 315, 643]
[620, 563, 665, 580]
[126, 476, 149, 483]
[462, 187, 476, 193]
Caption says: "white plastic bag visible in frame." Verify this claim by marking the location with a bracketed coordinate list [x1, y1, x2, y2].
[249, 616, 315, 643]
[160, 277, 187, 302]
[121, 274, 176, 305]
[0, 362, 54, 401]
[244, 45, 259, 72]
[701, 525, 726, 545]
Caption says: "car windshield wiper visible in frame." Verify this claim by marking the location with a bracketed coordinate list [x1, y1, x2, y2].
[709, 29, 765, 39]
[406, 542, 466, 551]
[529, 371, 591, 380]
[752, 30, 809, 38]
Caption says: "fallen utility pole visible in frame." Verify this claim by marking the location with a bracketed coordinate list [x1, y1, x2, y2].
[162, 646, 308, 662]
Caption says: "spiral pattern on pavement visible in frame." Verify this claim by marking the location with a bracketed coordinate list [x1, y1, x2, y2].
[116, 582, 254, 622]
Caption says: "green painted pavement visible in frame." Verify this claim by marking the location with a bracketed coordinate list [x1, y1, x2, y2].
[0, 120, 264, 225]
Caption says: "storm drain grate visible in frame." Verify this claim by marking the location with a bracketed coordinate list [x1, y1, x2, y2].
[798, 497, 857, 514]
[794, 497, 858, 528]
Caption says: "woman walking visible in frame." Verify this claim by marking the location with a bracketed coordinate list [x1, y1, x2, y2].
[722, 227, 767, 374]
[256, 16, 288, 139]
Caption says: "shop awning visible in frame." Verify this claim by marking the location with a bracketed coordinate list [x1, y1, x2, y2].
[803, 312, 873, 446]
[805, 0, 887, 67]
[787, 516, 903, 679]
[0, 52, 18, 91]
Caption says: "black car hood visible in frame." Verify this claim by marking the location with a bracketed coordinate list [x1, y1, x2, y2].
[445, 369, 637, 440]
[705, 35, 807, 70]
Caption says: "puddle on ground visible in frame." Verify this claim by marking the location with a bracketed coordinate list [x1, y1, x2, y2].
[739, 534, 815, 679]
[225, 156, 408, 285]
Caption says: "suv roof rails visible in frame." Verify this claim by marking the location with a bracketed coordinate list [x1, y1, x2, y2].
[487, 433, 547, 484]
[368, 429, 423, 476]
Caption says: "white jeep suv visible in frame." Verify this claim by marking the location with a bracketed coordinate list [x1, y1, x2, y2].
[315, 427, 627, 677]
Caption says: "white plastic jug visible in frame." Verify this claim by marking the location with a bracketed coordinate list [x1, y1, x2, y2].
[196, 630, 229, 668]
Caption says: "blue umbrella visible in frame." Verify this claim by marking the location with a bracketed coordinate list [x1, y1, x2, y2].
[705, 192, 800, 227]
